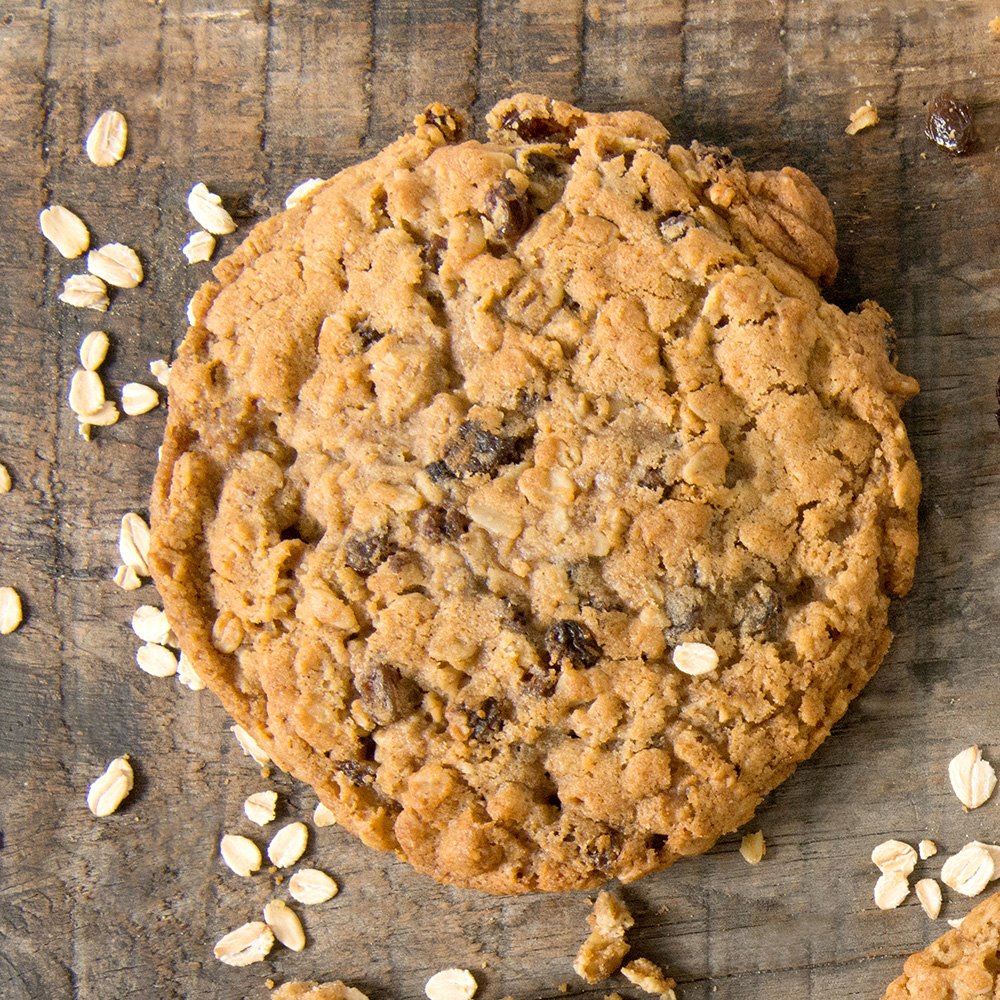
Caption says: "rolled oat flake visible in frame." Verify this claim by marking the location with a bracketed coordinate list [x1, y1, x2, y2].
[0, 586, 23, 634]
[85, 109, 127, 166]
[267, 821, 308, 868]
[86, 755, 133, 816]
[213, 921, 274, 966]
[425, 969, 477, 1000]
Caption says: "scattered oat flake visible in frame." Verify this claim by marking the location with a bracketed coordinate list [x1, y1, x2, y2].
[113, 564, 142, 591]
[220, 833, 262, 877]
[119, 512, 151, 576]
[425, 969, 477, 1000]
[871, 839, 918, 876]
[313, 801, 337, 827]
[244, 790, 278, 826]
[846, 101, 879, 135]
[671, 641, 718, 676]
[231, 723, 270, 765]
[213, 921, 274, 966]
[0, 587, 23, 634]
[968, 841, 1000, 878]
[740, 830, 765, 865]
[919, 839, 938, 860]
[0, 463, 10, 493]
[182, 230, 216, 263]
[86, 755, 133, 816]
[267, 821, 308, 868]
[187, 182, 237, 235]
[59, 273, 109, 311]
[87, 243, 142, 288]
[79, 330, 110, 371]
[915, 878, 943, 919]
[186, 295, 198, 324]
[949, 745, 997, 809]
[874, 871, 910, 910]
[175, 651, 205, 691]
[263, 899, 305, 951]
[39, 205, 89, 258]
[131, 605, 171, 645]
[82, 401, 119, 428]
[948, 917, 965, 929]
[288, 867, 339, 905]
[86, 109, 127, 166]
[941, 844, 995, 897]
[149, 359, 171, 386]
[136, 642, 178, 678]
[285, 177, 325, 209]
[121, 382, 159, 416]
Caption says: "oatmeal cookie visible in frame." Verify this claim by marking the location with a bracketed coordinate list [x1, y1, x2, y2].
[882, 891, 1000, 999]
[150, 94, 920, 894]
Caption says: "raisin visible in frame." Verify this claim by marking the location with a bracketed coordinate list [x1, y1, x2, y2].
[925, 93, 975, 155]
[484, 178, 532, 247]
[499, 111, 576, 144]
[331, 759, 377, 787]
[545, 620, 602, 669]
[638, 466, 667, 492]
[356, 662, 419, 725]
[662, 587, 702, 643]
[523, 668, 559, 697]
[415, 504, 469, 543]
[344, 528, 392, 575]
[354, 320, 384, 349]
[583, 828, 624, 872]
[735, 582, 782, 637]
[421, 233, 448, 271]
[443, 420, 526, 477]
[523, 150, 564, 179]
[424, 460, 454, 484]
[465, 697, 506, 742]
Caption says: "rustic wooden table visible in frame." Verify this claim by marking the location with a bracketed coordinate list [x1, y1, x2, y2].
[3, 1, 1000, 997]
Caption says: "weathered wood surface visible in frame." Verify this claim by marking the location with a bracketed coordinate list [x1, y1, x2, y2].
[2, 1, 1000, 998]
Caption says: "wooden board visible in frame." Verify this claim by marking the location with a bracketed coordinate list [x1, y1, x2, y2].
[2, 2, 1000, 997]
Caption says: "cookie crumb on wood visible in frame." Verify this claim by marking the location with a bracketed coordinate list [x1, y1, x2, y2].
[574, 891, 634, 983]
[272, 984, 372, 1000]
[622, 958, 677, 999]
[990, 15, 1000, 38]
[846, 101, 879, 134]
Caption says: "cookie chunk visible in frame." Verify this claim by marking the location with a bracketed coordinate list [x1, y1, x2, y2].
[149, 94, 920, 894]
[882, 891, 1000, 998]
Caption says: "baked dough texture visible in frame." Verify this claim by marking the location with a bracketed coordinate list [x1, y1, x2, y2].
[150, 94, 920, 894]
[882, 892, 1000, 999]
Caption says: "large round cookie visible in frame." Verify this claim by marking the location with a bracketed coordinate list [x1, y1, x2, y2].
[150, 94, 920, 894]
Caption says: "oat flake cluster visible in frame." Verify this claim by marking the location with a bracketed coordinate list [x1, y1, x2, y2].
[150, 94, 920, 893]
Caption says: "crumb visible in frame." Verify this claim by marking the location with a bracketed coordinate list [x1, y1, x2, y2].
[574, 891, 634, 984]
[846, 101, 879, 135]
[990, 15, 1000, 38]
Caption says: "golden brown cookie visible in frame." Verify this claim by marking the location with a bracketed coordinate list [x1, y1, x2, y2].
[149, 94, 920, 894]
[882, 891, 1000, 999]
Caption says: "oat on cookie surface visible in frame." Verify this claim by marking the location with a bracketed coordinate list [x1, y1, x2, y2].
[882, 891, 1000, 998]
[149, 94, 920, 894]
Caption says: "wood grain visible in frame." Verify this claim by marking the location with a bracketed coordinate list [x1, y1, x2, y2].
[3, 2, 1000, 999]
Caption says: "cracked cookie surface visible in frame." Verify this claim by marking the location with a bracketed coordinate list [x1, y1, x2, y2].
[150, 94, 920, 894]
